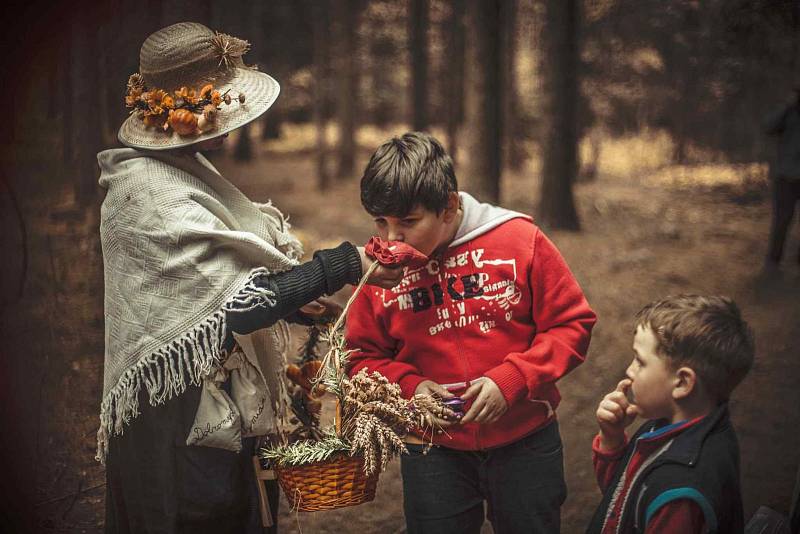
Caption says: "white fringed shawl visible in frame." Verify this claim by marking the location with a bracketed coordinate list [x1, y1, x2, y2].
[95, 148, 302, 462]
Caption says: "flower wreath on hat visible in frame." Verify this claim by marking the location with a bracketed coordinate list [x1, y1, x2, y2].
[124, 32, 249, 137]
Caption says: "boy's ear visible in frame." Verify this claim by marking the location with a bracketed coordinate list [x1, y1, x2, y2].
[443, 192, 460, 222]
[672, 366, 697, 400]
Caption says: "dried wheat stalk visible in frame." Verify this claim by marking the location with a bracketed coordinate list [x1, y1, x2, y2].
[262, 262, 447, 475]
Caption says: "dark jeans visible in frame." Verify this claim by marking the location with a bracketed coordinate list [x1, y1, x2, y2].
[400, 420, 567, 534]
[767, 176, 800, 264]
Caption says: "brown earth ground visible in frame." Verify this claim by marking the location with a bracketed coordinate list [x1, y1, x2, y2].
[2, 127, 799, 533]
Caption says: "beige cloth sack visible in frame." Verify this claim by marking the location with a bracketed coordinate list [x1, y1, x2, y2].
[228, 336, 274, 438]
[187, 368, 243, 451]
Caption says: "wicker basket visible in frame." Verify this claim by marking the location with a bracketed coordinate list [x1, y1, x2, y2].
[275, 454, 379, 511]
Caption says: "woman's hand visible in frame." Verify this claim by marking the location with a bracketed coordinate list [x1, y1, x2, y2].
[357, 246, 406, 289]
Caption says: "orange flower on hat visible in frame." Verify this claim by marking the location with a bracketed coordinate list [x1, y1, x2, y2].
[144, 89, 168, 115]
[210, 90, 222, 106]
[176, 86, 198, 105]
[162, 94, 175, 109]
[125, 92, 140, 108]
[147, 89, 167, 104]
[199, 84, 214, 98]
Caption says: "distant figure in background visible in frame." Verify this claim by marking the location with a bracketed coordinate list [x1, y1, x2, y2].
[764, 87, 800, 269]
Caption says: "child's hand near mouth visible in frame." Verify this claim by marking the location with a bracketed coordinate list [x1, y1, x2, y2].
[596, 378, 639, 452]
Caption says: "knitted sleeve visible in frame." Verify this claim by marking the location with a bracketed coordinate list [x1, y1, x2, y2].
[225, 241, 362, 338]
[483, 229, 597, 406]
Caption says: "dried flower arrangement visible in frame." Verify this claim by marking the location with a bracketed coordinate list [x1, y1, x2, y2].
[261, 249, 448, 511]
[124, 73, 245, 135]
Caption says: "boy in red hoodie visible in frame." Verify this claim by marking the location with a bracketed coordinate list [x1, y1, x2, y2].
[345, 132, 597, 533]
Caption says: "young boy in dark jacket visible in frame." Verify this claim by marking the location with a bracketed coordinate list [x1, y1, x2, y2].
[346, 132, 597, 533]
[588, 295, 754, 534]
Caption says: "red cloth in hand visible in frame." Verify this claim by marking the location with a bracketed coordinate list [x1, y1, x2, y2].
[364, 237, 428, 268]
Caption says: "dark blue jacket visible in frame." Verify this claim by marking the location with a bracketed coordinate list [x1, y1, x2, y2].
[586, 403, 744, 534]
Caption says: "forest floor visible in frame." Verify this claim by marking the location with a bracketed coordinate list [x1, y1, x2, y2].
[2, 127, 799, 533]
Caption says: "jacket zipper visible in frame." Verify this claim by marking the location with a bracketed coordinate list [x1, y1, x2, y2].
[618, 443, 679, 533]
[436, 246, 479, 449]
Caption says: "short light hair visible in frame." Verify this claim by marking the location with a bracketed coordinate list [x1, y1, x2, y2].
[635, 295, 754, 403]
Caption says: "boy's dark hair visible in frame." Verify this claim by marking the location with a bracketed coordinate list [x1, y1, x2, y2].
[360, 132, 457, 217]
[635, 295, 754, 403]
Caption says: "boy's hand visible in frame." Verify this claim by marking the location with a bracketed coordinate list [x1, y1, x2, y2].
[460, 377, 508, 425]
[357, 246, 406, 289]
[415, 380, 458, 428]
[596, 379, 639, 451]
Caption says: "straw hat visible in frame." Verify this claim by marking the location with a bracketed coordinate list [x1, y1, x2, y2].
[118, 22, 279, 150]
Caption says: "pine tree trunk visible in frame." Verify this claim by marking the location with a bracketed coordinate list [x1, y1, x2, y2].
[232, 1, 257, 160]
[502, 0, 524, 171]
[61, 34, 73, 171]
[409, 0, 429, 131]
[70, 11, 103, 206]
[445, 0, 466, 161]
[313, 0, 331, 190]
[333, 0, 358, 180]
[234, 124, 253, 160]
[160, 0, 188, 28]
[464, 0, 502, 203]
[260, 0, 288, 140]
[538, 0, 580, 230]
[371, 35, 396, 127]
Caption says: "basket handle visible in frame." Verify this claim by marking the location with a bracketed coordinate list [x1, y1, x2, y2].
[317, 261, 380, 378]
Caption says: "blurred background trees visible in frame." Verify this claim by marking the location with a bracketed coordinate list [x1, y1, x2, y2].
[2, 2, 800, 531]
[3, 0, 799, 221]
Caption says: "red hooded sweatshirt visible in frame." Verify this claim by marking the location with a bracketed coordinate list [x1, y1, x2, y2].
[345, 192, 597, 450]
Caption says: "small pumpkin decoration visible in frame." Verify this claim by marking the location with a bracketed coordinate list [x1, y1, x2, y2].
[168, 108, 198, 136]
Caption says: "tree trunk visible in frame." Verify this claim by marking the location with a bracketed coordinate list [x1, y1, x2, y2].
[160, 0, 189, 28]
[232, 1, 258, 160]
[409, 0, 429, 131]
[502, 0, 524, 171]
[61, 33, 73, 171]
[538, 0, 580, 230]
[371, 35, 397, 127]
[70, 11, 104, 205]
[333, 0, 358, 180]
[260, 0, 289, 140]
[234, 124, 253, 160]
[445, 0, 466, 161]
[97, 0, 121, 147]
[312, 0, 331, 189]
[464, 0, 503, 203]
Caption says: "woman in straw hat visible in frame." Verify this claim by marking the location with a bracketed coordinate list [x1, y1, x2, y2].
[96, 22, 403, 533]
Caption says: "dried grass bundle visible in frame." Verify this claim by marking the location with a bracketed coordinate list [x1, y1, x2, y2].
[262, 262, 445, 476]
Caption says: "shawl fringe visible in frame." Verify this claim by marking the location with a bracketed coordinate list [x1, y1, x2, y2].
[96, 267, 275, 464]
